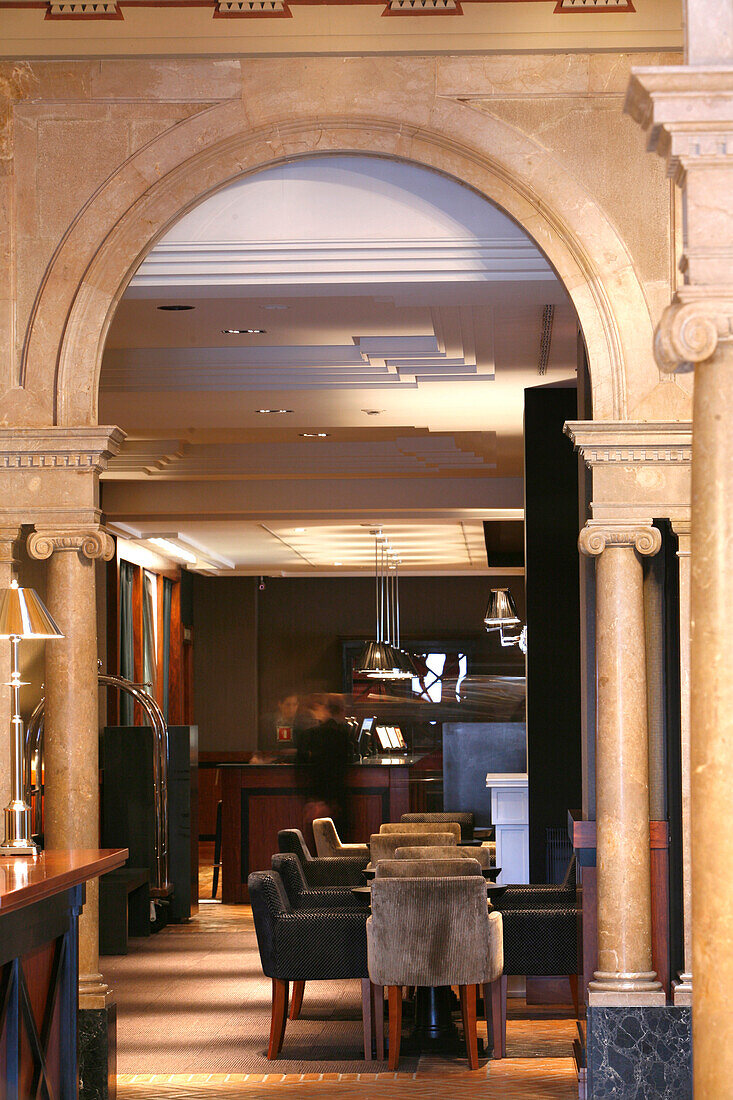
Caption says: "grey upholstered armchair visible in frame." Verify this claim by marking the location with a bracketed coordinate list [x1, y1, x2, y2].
[368, 831, 457, 867]
[312, 817, 370, 859]
[379, 821, 462, 842]
[366, 861, 504, 1070]
[401, 811, 475, 842]
[394, 844, 495, 871]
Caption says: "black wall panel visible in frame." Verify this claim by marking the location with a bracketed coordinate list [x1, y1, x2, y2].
[524, 385, 582, 881]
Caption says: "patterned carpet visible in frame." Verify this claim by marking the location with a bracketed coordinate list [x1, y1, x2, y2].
[109, 851, 579, 1099]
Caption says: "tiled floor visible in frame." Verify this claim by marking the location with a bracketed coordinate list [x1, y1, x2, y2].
[114, 848, 579, 1100]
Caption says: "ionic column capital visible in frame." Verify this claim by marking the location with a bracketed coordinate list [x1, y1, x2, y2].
[27, 527, 115, 562]
[578, 522, 662, 558]
[655, 292, 733, 375]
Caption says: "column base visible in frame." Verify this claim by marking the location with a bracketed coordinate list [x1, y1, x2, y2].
[587, 1005, 691, 1099]
[672, 975, 693, 1006]
[79, 1000, 117, 1100]
[588, 971, 666, 1006]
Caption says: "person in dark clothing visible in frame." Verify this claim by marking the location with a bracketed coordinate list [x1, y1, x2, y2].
[296, 694, 352, 836]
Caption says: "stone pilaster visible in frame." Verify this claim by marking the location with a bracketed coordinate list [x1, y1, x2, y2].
[671, 519, 692, 1006]
[579, 522, 665, 1005]
[27, 526, 115, 1007]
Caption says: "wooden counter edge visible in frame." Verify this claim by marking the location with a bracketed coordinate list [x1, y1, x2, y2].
[0, 848, 129, 915]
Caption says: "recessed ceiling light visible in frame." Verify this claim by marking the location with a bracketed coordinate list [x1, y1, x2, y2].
[362, 409, 385, 415]
[157, 304, 194, 311]
[256, 409, 293, 414]
[222, 328, 266, 335]
[299, 432, 329, 438]
[294, 528, 306, 533]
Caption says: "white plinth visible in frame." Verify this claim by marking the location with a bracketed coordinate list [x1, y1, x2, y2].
[486, 772, 529, 885]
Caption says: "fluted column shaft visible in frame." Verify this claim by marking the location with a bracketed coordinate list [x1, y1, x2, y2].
[28, 527, 114, 1007]
[689, 342, 733, 1092]
[580, 523, 664, 1004]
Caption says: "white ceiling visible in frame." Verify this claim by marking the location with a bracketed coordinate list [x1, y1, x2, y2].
[100, 155, 578, 575]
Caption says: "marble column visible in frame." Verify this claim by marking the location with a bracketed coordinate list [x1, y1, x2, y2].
[27, 526, 115, 1007]
[689, 339, 733, 1094]
[579, 522, 665, 1005]
[671, 520, 692, 1006]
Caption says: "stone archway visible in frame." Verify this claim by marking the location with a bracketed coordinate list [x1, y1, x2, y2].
[14, 77, 660, 429]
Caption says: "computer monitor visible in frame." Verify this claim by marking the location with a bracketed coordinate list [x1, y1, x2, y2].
[357, 716, 376, 756]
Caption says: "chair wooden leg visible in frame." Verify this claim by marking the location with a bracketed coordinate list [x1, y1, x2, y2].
[268, 978, 289, 1059]
[486, 975, 506, 1059]
[289, 979, 305, 1020]
[387, 985, 403, 1071]
[372, 983, 385, 1062]
[569, 973, 580, 1018]
[361, 978, 373, 1059]
[459, 985, 479, 1070]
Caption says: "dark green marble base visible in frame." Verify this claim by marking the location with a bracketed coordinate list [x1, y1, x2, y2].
[587, 1005, 691, 1099]
[79, 1003, 117, 1100]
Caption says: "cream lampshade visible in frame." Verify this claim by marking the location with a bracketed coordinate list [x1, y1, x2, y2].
[0, 581, 63, 855]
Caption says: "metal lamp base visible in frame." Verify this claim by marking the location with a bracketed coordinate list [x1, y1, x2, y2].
[1, 802, 38, 856]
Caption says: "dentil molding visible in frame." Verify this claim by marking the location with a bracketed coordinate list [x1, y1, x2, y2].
[564, 421, 692, 467]
[0, 427, 125, 472]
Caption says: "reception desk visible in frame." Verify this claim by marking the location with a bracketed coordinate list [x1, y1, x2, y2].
[0, 848, 127, 1100]
[220, 756, 420, 903]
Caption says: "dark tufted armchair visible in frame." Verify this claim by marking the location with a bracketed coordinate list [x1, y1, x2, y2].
[272, 852, 362, 911]
[249, 869, 373, 1059]
[277, 828, 368, 887]
[493, 858, 579, 1020]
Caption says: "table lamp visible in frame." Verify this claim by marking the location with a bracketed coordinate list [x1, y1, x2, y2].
[0, 580, 63, 855]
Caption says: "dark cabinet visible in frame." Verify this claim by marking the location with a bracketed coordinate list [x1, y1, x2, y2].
[101, 725, 198, 922]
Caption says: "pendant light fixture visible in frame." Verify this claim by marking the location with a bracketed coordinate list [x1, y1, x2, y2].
[484, 586, 527, 654]
[358, 533, 414, 679]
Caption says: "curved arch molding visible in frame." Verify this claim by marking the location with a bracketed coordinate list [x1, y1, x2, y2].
[15, 74, 659, 426]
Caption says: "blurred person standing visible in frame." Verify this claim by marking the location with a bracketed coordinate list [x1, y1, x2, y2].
[296, 694, 352, 836]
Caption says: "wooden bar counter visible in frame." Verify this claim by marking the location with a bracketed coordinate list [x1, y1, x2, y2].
[221, 756, 420, 903]
[0, 848, 127, 1100]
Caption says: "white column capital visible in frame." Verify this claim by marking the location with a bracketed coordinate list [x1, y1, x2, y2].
[578, 522, 662, 558]
[27, 527, 115, 562]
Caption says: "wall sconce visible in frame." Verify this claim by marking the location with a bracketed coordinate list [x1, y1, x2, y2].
[484, 587, 527, 654]
[0, 581, 63, 856]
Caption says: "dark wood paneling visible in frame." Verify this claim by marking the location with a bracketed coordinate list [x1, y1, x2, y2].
[168, 580, 184, 725]
[221, 762, 413, 902]
[106, 557, 120, 725]
[0, 864, 121, 1100]
[246, 792, 309, 879]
